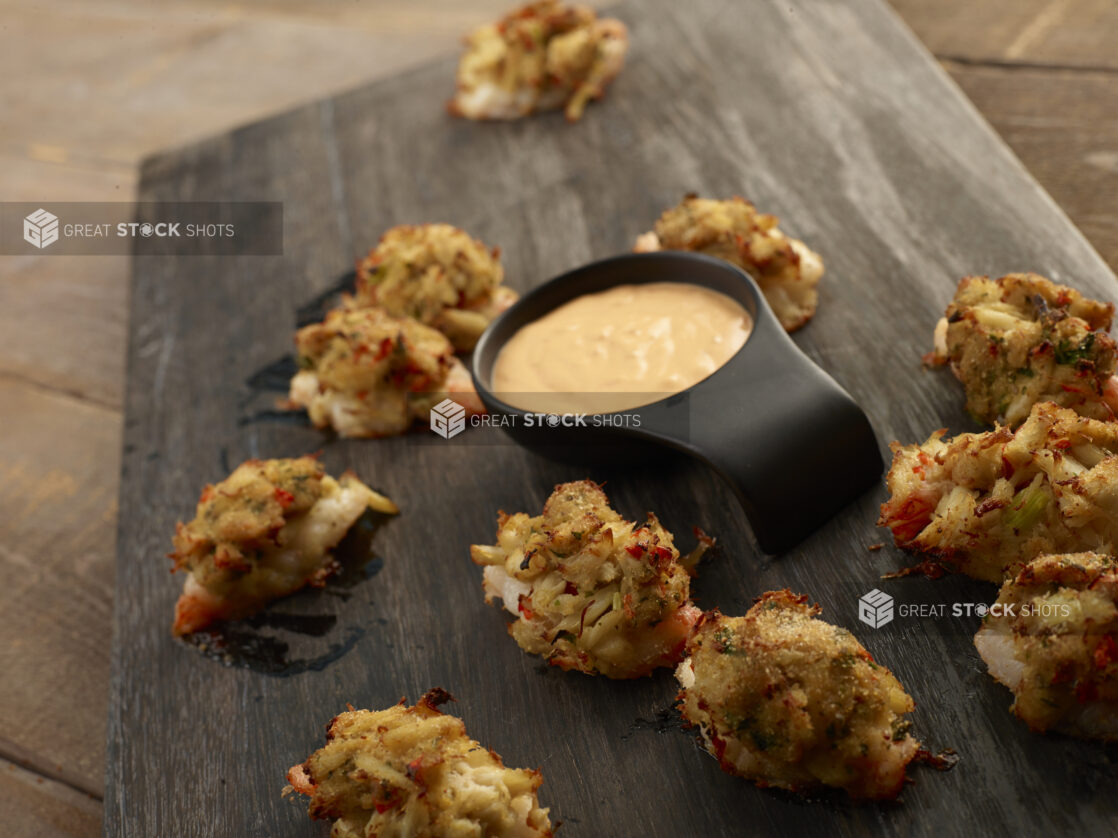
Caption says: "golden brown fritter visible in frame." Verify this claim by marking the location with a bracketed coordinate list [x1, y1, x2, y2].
[975, 552, 1118, 741]
[676, 592, 920, 800]
[633, 195, 824, 332]
[879, 402, 1118, 582]
[287, 689, 552, 838]
[449, 1, 628, 123]
[352, 224, 516, 352]
[289, 307, 481, 438]
[927, 273, 1118, 427]
[169, 457, 397, 635]
[470, 480, 708, 678]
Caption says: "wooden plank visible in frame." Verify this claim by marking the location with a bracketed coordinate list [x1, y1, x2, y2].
[888, 0, 1118, 69]
[0, 0, 518, 166]
[0, 254, 129, 408]
[945, 62, 1118, 272]
[0, 156, 134, 407]
[106, 0, 1118, 836]
[0, 380, 119, 798]
[0, 758, 101, 838]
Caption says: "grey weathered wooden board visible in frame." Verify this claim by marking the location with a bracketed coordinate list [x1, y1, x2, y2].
[105, 0, 1118, 835]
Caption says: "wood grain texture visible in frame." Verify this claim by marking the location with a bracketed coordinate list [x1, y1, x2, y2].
[106, 0, 1118, 836]
[0, 0, 521, 166]
[0, 379, 119, 798]
[945, 63, 1118, 273]
[0, 758, 101, 838]
[888, 0, 1118, 69]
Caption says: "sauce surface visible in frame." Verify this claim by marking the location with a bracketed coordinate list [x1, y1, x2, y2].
[493, 282, 752, 413]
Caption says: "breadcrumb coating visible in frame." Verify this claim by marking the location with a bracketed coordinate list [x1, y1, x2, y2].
[352, 224, 516, 352]
[634, 195, 824, 332]
[470, 480, 708, 678]
[879, 401, 1118, 582]
[449, 1, 628, 122]
[287, 689, 552, 838]
[927, 273, 1118, 426]
[675, 592, 920, 800]
[290, 307, 481, 438]
[975, 552, 1118, 741]
[169, 457, 397, 635]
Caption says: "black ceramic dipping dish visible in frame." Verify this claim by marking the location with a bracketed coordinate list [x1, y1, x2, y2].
[471, 252, 883, 554]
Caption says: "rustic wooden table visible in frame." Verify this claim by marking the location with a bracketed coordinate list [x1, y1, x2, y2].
[1, 2, 1116, 836]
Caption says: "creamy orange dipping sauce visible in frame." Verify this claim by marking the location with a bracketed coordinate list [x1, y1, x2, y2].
[492, 282, 752, 413]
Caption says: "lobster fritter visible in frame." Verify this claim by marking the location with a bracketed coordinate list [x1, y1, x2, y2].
[975, 553, 1118, 741]
[170, 457, 397, 635]
[634, 195, 824, 332]
[879, 402, 1118, 582]
[449, 0, 628, 123]
[352, 224, 516, 352]
[470, 480, 708, 679]
[287, 689, 552, 838]
[927, 273, 1118, 426]
[289, 307, 481, 438]
[675, 592, 920, 800]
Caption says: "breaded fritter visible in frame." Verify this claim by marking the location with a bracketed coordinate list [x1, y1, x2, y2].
[675, 592, 920, 800]
[879, 402, 1118, 582]
[290, 307, 482, 438]
[470, 480, 707, 679]
[927, 273, 1118, 426]
[352, 224, 517, 352]
[169, 457, 397, 635]
[287, 689, 552, 838]
[449, 1, 628, 122]
[634, 195, 824, 332]
[975, 552, 1118, 741]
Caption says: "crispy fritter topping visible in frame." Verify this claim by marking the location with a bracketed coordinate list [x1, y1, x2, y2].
[291, 307, 457, 438]
[296, 307, 454, 394]
[169, 457, 397, 634]
[352, 224, 512, 351]
[470, 480, 706, 678]
[879, 402, 1118, 582]
[287, 689, 552, 838]
[928, 273, 1117, 426]
[636, 195, 824, 332]
[450, 1, 628, 122]
[976, 552, 1118, 740]
[172, 457, 328, 582]
[676, 591, 920, 800]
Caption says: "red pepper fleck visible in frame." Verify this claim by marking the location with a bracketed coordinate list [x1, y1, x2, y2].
[1076, 679, 1099, 703]
[274, 487, 295, 509]
[517, 595, 535, 621]
[886, 494, 934, 544]
[1050, 661, 1076, 685]
[373, 337, 394, 361]
[1093, 635, 1117, 669]
[374, 797, 399, 814]
[625, 544, 644, 558]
